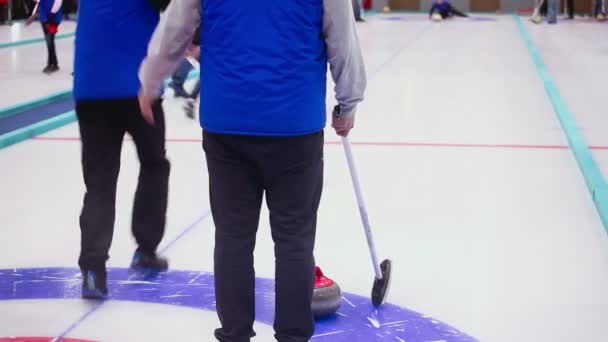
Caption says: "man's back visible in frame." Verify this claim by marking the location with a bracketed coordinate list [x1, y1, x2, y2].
[201, 0, 328, 136]
[74, 0, 159, 100]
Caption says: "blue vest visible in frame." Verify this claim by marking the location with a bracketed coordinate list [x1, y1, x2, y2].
[73, 0, 159, 100]
[200, 0, 328, 136]
[38, 0, 62, 24]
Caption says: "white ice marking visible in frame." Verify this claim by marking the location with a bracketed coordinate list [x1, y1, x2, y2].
[116, 280, 159, 285]
[367, 316, 381, 328]
[13, 280, 22, 294]
[395, 337, 406, 342]
[381, 320, 409, 327]
[188, 272, 205, 284]
[159, 294, 192, 299]
[341, 296, 356, 308]
[311, 331, 345, 338]
[336, 312, 347, 317]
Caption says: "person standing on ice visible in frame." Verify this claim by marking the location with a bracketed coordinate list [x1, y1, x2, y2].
[531, 0, 559, 23]
[138, 0, 366, 340]
[26, 0, 64, 74]
[72, 0, 172, 299]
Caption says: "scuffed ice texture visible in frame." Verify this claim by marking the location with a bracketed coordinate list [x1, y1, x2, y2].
[0, 268, 478, 342]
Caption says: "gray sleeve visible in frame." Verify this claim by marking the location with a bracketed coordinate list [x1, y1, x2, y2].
[323, 0, 367, 115]
[138, 0, 201, 97]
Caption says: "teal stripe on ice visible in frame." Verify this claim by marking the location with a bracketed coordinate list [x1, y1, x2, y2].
[0, 90, 72, 119]
[514, 14, 608, 230]
[0, 111, 76, 149]
[0, 70, 201, 150]
[0, 32, 75, 50]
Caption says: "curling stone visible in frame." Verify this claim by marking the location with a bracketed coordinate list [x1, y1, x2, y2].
[312, 266, 341, 318]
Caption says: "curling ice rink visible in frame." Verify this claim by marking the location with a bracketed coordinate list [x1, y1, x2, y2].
[2, 12, 608, 342]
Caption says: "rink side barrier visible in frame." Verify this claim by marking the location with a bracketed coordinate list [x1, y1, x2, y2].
[0, 71, 200, 150]
[0, 90, 72, 120]
[514, 14, 608, 230]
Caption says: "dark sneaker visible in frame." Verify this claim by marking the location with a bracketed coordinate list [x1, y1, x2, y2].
[130, 250, 168, 275]
[81, 269, 108, 299]
[184, 99, 196, 119]
[43, 65, 60, 74]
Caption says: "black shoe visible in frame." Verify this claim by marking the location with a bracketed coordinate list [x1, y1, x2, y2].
[43, 65, 60, 74]
[81, 268, 108, 299]
[184, 99, 196, 119]
[131, 250, 168, 274]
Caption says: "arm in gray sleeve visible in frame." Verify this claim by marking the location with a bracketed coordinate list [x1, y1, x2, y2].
[139, 0, 201, 98]
[323, 0, 367, 115]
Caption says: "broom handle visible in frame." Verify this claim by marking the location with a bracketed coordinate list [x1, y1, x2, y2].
[341, 136, 383, 279]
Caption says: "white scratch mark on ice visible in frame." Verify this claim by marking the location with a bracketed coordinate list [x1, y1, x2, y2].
[188, 273, 204, 284]
[367, 316, 380, 328]
[395, 337, 406, 342]
[342, 296, 356, 308]
[160, 294, 192, 299]
[41, 276, 69, 280]
[336, 312, 347, 317]
[381, 320, 408, 327]
[311, 331, 344, 338]
[116, 280, 159, 285]
[13, 280, 22, 294]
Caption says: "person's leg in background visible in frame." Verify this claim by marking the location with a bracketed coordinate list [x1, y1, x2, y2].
[184, 78, 200, 119]
[0, 1, 6, 25]
[76, 100, 127, 298]
[352, 0, 363, 21]
[540, 0, 548, 16]
[204, 132, 264, 342]
[531, 0, 546, 23]
[264, 132, 324, 342]
[547, 0, 558, 23]
[566, 0, 574, 18]
[448, 4, 468, 17]
[169, 59, 194, 98]
[41, 22, 59, 73]
[595, 0, 606, 19]
[126, 98, 170, 271]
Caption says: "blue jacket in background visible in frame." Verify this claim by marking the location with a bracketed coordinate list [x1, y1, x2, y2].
[73, 0, 159, 100]
[200, 0, 328, 136]
[38, 0, 63, 24]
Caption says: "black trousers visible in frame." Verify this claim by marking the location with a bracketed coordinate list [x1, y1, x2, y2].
[595, 0, 605, 15]
[440, 5, 467, 18]
[0, 4, 7, 24]
[76, 98, 170, 271]
[203, 130, 323, 342]
[41, 22, 58, 67]
[567, 0, 575, 18]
